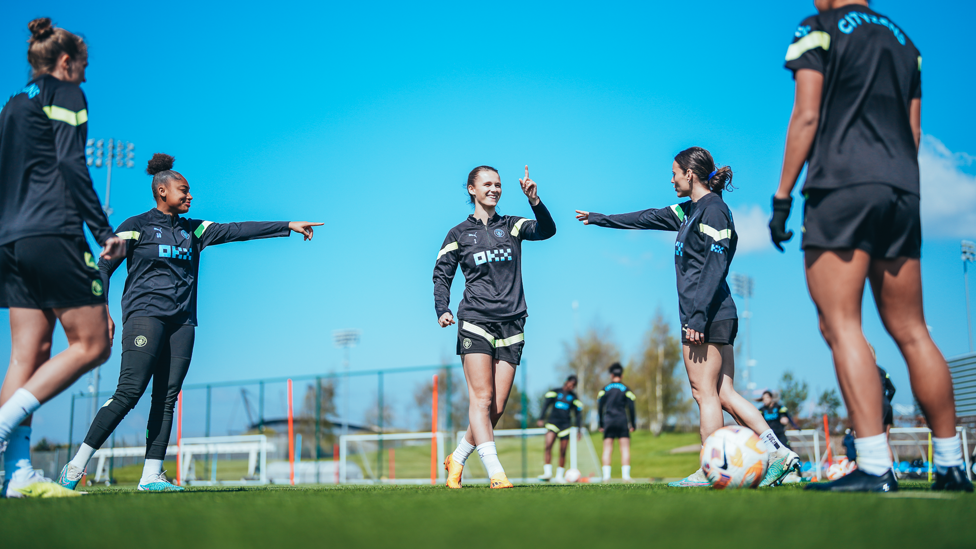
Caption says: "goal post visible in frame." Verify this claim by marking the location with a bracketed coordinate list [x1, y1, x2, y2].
[455, 427, 601, 483]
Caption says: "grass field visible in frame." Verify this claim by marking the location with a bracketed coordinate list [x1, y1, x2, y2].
[2, 482, 974, 549]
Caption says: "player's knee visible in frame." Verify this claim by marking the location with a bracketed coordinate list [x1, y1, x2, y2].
[883, 320, 928, 348]
[470, 392, 493, 413]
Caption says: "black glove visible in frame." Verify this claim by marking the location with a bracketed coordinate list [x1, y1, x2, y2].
[769, 196, 794, 252]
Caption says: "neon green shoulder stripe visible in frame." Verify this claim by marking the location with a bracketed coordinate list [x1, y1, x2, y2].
[193, 221, 213, 238]
[42, 105, 88, 126]
[437, 241, 458, 260]
[699, 223, 733, 242]
[510, 218, 528, 237]
[116, 231, 140, 240]
[785, 31, 830, 62]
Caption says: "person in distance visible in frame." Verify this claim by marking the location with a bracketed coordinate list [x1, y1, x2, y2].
[597, 363, 636, 482]
[537, 375, 583, 483]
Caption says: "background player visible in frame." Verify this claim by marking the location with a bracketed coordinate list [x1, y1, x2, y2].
[597, 363, 635, 482]
[757, 390, 797, 449]
[57, 153, 321, 492]
[537, 374, 583, 482]
[577, 147, 800, 488]
[435, 165, 555, 489]
[770, 0, 971, 492]
[0, 18, 126, 498]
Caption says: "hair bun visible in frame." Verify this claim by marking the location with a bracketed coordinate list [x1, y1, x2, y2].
[28, 18, 54, 42]
[146, 153, 175, 175]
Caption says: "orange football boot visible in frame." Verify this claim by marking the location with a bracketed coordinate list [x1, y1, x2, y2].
[444, 455, 464, 489]
[489, 472, 514, 489]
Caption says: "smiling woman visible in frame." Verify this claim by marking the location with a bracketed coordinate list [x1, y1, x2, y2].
[434, 165, 556, 490]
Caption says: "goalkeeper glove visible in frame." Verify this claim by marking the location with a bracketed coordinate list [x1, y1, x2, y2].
[769, 196, 794, 252]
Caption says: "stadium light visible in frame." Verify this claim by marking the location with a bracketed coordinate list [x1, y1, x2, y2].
[334, 330, 361, 440]
[963, 241, 975, 353]
[84, 138, 136, 421]
[729, 273, 756, 391]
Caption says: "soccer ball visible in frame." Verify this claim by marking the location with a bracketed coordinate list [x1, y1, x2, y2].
[564, 468, 581, 483]
[700, 426, 769, 489]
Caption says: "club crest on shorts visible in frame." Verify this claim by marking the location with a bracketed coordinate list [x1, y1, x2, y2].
[493, 228, 505, 238]
[135, 335, 148, 347]
[91, 280, 103, 296]
[462, 338, 472, 349]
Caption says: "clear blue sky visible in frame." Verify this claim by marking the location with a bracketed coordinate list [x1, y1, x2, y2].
[2, 1, 975, 442]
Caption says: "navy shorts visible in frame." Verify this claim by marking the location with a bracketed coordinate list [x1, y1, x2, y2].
[0, 235, 105, 309]
[457, 318, 526, 365]
[682, 319, 737, 346]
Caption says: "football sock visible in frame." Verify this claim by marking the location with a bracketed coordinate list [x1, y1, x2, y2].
[476, 442, 505, 478]
[141, 459, 164, 483]
[602, 465, 611, 480]
[854, 433, 893, 476]
[543, 464, 552, 477]
[932, 435, 963, 474]
[4, 426, 34, 479]
[453, 436, 476, 466]
[0, 389, 40, 441]
[622, 465, 631, 479]
[69, 443, 97, 472]
[758, 429, 783, 452]
[556, 467, 565, 479]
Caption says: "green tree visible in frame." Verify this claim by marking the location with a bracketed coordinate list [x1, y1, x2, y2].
[413, 367, 467, 433]
[816, 388, 843, 432]
[627, 309, 689, 435]
[559, 322, 622, 412]
[778, 371, 809, 418]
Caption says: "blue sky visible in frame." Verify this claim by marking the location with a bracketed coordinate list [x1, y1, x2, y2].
[2, 0, 975, 442]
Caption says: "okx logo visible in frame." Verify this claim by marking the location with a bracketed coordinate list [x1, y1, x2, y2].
[675, 242, 684, 257]
[159, 245, 192, 260]
[473, 248, 513, 265]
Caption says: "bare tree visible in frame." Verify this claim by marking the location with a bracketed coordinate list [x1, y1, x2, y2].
[628, 309, 690, 435]
[413, 368, 467, 432]
[558, 323, 622, 411]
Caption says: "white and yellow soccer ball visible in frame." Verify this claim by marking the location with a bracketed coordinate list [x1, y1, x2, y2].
[564, 468, 581, 483]
[700, 426, 769, 489]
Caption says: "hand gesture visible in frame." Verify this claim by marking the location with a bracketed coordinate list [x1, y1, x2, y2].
[629, 426, 635, 433]
[684, 326, 704, 345]
[438, 311, 455, 328]
[519, 165, 540, 206]
[100, 236, 126, 260]
[289, 221, 324, 241]
[575, 210, 591, 225]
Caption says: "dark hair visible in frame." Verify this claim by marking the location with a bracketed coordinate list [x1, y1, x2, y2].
[674, 146, 734, 195]
[466, 165, 498, 204]
[762, 390, 773, 398]
[27, 18, 87, 78]
[608, 362, 623, 376]
[147, 153, 183, 198]
[566, 375, 578, 384]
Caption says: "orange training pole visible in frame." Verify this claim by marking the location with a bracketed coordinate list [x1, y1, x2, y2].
[431, 374, 438, 485]
[333, 443, 340, 484]
[176, 390, 183, 486]
[823, 414, 832, 464]
[288, 379, 295, 486]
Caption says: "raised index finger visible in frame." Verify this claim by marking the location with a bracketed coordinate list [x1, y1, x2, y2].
[524, 165, 530, 181]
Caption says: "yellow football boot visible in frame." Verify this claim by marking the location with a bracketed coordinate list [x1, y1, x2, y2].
[444, 455, 464, 489]
[489, 472, 513, 489]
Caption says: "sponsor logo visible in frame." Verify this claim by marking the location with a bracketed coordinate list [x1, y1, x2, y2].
[473, 248, 513, 265]
[795, 25, 811, 38]
[154, 227, 162, 239]
[135, 335, 148, 347]
[158, 245, 192, 260]
[837, 11, 906, 45]
[710, 244, 725, 254]
[462, 338, 472, 349]
[675, 242, 684, 257]
[91, 280, 103, 296]
[493, 228, 505, 238]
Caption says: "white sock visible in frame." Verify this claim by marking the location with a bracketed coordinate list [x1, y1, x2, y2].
[141, 459, 164, 482]
[854, 433, 893, 476]
[933, 435, 963, 474]
[543, 463, 552, 477]
[476, 442, 505, 478]
[4, 426, 33, 479]
[453, 437, 476, 465]
[602, 465, 611, 480]
[759, 429, 783, 453]
[0, 389, 40, 441]
[69, 443, 97, 472]
[622, 465, 631, 479]
[556, 467, 565, 479]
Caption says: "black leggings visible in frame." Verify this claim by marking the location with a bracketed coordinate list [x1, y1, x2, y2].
[83, 317, 195, 460]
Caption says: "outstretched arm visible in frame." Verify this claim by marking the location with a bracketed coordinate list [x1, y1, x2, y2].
[576, 203, 685, 231]
[196, 220, 321, 248]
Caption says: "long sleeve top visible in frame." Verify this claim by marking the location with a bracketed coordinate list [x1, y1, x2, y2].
[598, 382, 636, 429]
[433, 201, 555, 322]
[0, 75, 114, 246]
[588, 192, 737, 333]
[540, 388, 583, 428]
[100, 208, 290, 326]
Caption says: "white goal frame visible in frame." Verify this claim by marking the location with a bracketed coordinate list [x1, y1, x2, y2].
[455, 427, 601, 483]
[339, 431, 449, 485]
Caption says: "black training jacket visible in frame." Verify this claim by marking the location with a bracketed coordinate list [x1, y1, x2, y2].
[0, 75, 114, 246]
[878, 366, 896, 403]
[101, 209, 290, 326]
[598, 382, 636, 429]
[588, 192, 737, 334]
[540, 388, 583, 428]
[433, 202, 555, 322]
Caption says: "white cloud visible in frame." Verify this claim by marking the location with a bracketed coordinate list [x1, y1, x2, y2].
[731, 204, 771, 254]
[919, 135, 976, 238]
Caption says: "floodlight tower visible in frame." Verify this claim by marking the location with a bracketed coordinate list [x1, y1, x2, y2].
[333, 330, 361, 439]
[84, 139, 135, 419]
[730, 272, 756, 391]
[963, 241, 975, 353]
